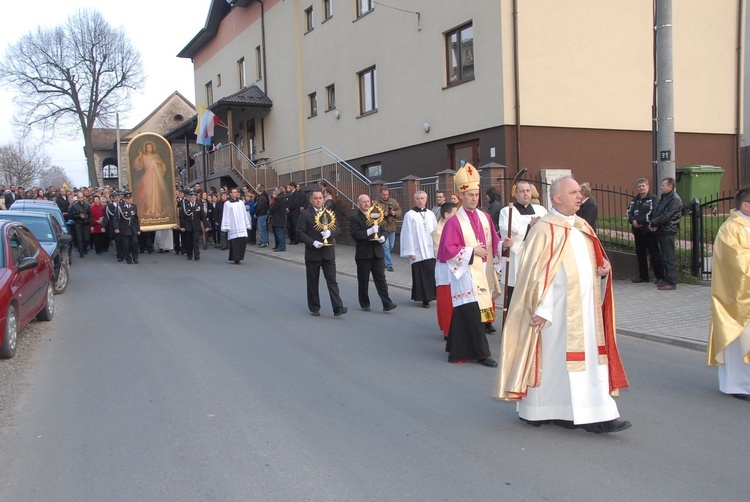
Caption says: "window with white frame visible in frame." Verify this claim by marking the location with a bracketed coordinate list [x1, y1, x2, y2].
[358, 66, 377, 115]
[364, 162, 381, 178]
[238, 57, 246, 88]
[309, 92, 318, 117]
[305, 6, 314, 33]
[326, 84, 336, 111]
[357, 0, 373, 18]
[205, 81, 213, 105]
[445, 22, 474, 86]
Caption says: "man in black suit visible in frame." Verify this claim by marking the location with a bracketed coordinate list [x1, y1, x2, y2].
[349, 194, 397, 312]
[286, 182, 304, 245]
[296, 189, 347, 317]
[113, 192, 141, 264]
[179, 190, 202, 261]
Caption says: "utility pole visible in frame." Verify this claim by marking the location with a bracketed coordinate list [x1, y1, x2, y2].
[655, 0, 675, 194]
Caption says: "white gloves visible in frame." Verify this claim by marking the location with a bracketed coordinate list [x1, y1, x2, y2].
[367, 225, 379, 236]
[321, 229, 331, 239]
[377, 235, 385, 244]
[313, 241, 324, 249]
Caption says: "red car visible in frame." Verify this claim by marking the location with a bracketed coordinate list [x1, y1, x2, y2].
[0, 220, 55, 359]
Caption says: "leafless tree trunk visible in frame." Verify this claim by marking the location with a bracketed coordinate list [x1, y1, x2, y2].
[0, 9, 145, 186]
[0, 140, 50, 187]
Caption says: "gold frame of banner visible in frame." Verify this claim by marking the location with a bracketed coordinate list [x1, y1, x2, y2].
[126, 132, 178, 231]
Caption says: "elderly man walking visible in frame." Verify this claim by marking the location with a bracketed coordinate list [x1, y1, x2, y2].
[401, 190, 438, 307]
[495, 176, 631, 434]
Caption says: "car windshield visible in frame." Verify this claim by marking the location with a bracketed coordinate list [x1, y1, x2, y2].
[0, 216, 54, 243]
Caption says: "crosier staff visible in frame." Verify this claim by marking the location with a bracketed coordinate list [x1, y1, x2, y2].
[502, 167, 528, 326]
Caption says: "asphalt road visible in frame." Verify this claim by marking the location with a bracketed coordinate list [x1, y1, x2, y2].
[0, 247, 747, 501]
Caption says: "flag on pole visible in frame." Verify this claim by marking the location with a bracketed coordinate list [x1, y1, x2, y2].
[196, 108, 220, 146]
[194, 104, 207, 136]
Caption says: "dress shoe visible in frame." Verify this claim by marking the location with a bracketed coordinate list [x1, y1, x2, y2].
[133, 260, 139, 264]
[310, 311, 321, 317]
[485, 324, 497, 334]
[187, 256, 193, 260]
[361, 306, 371, 312]
[521, 418, 551, 427]
[117, 258, 123, 262]
[730, 393, 750, 401]
[579, 419, 632, 434]
[158, 249, 165, 253]
[658, 284, 676, 290]
[126, 260, 133, 264]
[383, 303, 397, 312]
[387, 266, 394, 272]
[234, 260, 240, 264]
[203, 245, 208, 250]
[334, 306, 348, 316]
[421, 301, 430, 308]
[478, 357, 498, 367]
[631, 278, 648, 283]
[194, 257, 200, 261]
[655, 279, 665, 286]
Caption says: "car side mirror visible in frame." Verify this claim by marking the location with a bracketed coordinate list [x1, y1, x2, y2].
[60, 234, 73, 243]
[17, 257, 39, 271]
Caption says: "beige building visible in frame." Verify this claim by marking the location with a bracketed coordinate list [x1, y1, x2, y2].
[174, 0, 745, 196]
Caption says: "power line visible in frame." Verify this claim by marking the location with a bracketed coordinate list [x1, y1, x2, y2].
[373, 1, 421, 30]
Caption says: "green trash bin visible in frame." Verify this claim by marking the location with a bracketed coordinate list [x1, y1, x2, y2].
[675, 165, 724, 202]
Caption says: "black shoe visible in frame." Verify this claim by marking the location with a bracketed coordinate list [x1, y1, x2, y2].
[631, 278, 648, 283]
[361, 306, 371, 312]
[421, 301, 430, 308]
[655, 279, 665, 286]
[521, 417, 550, 427]
[334, 307, 348, 317]
[126, 260, 133, 264]
[580, 419, 632, 434]
[79, 254, 85, 258]
[310, 311, 321, 317]
[387, 266, 394, 272]
[133, 260, 139, 264]
[383, 303, 397, 312]
[187, 256, 192, 260]
[485, 323, 497, 334]
[730, 393, 750, 401]
[203, 245, 208, 250]
[194, 257, 200, 261]
[478, 357, 498, 367]
[234, 260, 240, 264]
[158, 249, 165, 253]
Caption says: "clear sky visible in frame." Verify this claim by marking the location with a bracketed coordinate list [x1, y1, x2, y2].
[0, 1, 208, 186]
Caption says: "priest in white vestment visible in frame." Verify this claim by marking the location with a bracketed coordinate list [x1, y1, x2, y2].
[221, 187, 252, 264]
[494, 176, 631, 434]
[707, 187, 750, 400]
[400, 190, 438, 307]
[497, 181, 547, 303]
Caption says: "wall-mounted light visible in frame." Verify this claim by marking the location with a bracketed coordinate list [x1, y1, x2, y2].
[423, 122, 430, 133]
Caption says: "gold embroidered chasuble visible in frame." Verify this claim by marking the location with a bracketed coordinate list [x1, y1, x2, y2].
[493, 212, 628, 401]
[707, 209, 750, 366]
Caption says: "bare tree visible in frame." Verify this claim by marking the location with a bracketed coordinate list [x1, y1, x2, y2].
[0, 140, 50, 187]
[39, 165, 74, 189]
[0, 9, 145, 185]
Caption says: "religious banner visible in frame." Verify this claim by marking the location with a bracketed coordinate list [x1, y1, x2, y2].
[126, 132, 178, 231]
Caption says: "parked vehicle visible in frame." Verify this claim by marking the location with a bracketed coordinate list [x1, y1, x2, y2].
[0, 220, 55, 359]
[0, 211, 72, 294]
[9, 199, 73, 265]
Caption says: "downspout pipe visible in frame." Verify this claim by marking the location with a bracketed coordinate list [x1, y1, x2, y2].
[257, 0, 268, 95]
[735, 0, 743, 188]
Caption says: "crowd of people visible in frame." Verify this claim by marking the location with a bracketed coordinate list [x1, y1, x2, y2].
[3, 173, 747, 424]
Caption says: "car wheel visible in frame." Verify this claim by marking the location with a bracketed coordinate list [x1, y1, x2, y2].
[54, 263, 69, 295]
[36, 283, 55, 322]
[0, 305, 18, 359]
